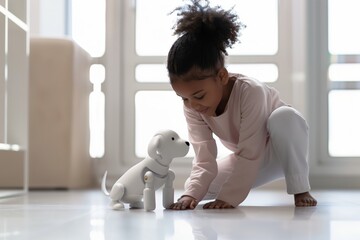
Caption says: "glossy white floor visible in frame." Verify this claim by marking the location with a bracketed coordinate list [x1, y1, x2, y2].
[1, 189, 360, 240]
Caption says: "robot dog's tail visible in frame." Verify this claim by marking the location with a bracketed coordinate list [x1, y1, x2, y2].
[101, 171, 110, 196]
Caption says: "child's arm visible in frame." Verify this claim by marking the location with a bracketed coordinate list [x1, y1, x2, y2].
[216, 84, 270, 207]
[181, 106, 219, 202]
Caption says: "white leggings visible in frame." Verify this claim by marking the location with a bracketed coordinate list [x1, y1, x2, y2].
[190, 106, 311, 200]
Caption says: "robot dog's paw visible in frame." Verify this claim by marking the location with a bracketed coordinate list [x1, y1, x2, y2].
[111, 201, 125, 210]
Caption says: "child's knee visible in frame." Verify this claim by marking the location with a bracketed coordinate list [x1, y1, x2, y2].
[267, 106, 308, 136]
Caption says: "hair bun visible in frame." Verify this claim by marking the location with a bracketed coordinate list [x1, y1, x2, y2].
[171, 0, 245, 53]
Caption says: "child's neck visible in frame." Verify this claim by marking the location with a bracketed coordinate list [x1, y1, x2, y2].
[215, 78, 235, 116]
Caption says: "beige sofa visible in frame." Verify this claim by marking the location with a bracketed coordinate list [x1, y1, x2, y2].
[29, 38, 94, 189]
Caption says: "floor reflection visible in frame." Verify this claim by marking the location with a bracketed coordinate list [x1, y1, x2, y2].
[2, 190, 360, 240]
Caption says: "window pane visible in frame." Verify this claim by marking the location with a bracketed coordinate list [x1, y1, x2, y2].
[135, 91, 231, 158]
[227, 64, 278, 82]
[223, 0, 278, 55]
[0, 14, 5, 143]
[328, 90, 360, 156]
[136, 0, 278, 56]
[89, 65, 105, 158]
[329, 64, 360, 81]
[136, 64, 169, 83]
[328, 0, 360, 54]
[135, 91, 190, 157]
[136, 0, 179, 56]
[71, 0, 105, 57]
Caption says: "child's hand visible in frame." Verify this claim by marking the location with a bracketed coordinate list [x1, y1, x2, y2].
[168, 195, 198, 210]
[203, 199, 234, 209]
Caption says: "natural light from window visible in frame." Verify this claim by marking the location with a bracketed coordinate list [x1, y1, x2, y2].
[136, 0, 278, 56]
[328, 90, 360, 157]
[89, 64, 105, 158]
[328, 0, 360, 55]
[71, 0, 106, 158]
[136, 64, 278, 83]
[327, 0, 360, 157]
[71, 0, 105, 57]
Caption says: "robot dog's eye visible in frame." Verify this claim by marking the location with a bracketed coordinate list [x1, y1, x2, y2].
[171, 137, 175, 141]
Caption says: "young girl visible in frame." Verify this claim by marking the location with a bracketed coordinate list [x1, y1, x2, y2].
[167, 0, 317, 210]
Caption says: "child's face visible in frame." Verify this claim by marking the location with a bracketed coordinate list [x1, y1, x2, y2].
[171, 69, 227, 117]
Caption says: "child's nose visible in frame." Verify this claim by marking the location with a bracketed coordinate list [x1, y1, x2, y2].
[189, 100, 201, 110]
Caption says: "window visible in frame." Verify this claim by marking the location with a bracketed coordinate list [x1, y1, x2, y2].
[122, 0, 288, 167]
[327, 0, 360, 157]
[308, 0, 360, 177]
[71, 0, 106, 158]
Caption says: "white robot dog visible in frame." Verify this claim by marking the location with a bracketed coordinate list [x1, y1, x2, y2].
[102, 129, 190, 211]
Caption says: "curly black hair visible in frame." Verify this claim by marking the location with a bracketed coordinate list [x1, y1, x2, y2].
[167, 0, 245, 81]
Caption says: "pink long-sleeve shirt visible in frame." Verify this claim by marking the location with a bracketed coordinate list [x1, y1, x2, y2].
[183, 74, 286, 207]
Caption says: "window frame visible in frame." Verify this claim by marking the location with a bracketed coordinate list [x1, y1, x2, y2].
[307, 0, 360, 180]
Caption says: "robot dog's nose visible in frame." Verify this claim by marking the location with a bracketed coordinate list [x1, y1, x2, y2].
[185, 141, 190, 146]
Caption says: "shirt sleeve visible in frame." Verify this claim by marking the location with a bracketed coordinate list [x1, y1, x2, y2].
[182, 106, 218, 201]
[216, 83, 270, 207]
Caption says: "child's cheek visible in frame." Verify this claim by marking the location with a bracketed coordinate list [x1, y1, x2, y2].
[183, 101, 190, 108]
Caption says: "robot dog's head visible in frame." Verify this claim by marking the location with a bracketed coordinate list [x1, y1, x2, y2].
[147, 130, 190, 166]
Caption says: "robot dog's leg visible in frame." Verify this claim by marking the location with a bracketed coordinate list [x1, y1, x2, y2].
[143, 171, 156, 211]
[163, 169, 175, 209]
[109, 183, 125, 210]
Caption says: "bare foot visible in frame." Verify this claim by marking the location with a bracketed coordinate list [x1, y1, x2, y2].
[294, 192, 317, 207]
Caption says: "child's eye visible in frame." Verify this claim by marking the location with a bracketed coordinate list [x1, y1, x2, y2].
[194, 94, 205, 100]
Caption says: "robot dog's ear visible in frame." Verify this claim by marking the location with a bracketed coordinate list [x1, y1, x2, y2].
[148, 135, 161, 159]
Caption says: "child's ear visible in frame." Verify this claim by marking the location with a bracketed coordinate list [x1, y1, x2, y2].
[217, 67, 229, 85]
